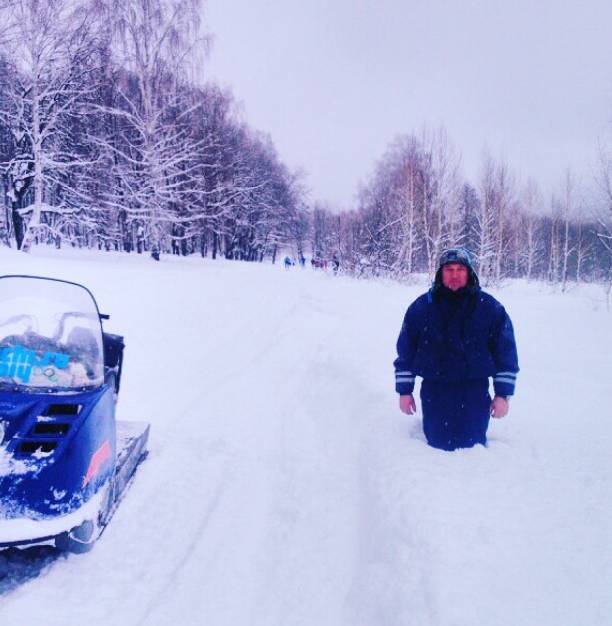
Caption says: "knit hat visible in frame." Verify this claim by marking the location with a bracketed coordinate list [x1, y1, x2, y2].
[438, 247, 474, 271]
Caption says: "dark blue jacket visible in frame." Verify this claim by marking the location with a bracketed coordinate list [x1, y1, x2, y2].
[394, 285, 519, 397]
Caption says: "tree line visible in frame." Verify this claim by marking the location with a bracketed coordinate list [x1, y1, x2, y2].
[0, 0, 307, 262]
[310, 129, 612, 289]
[0, 1, 610, 290]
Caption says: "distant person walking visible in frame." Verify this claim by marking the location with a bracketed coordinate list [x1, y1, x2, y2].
[394, 248, 519, 450]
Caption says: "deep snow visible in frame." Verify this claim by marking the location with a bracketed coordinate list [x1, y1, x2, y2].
[0, 247, 610, 626]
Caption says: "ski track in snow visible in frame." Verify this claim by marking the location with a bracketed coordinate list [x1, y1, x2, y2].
[0, 247, 610, 626]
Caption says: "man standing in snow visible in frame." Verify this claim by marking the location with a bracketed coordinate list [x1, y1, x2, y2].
[394, 248, 519, 451]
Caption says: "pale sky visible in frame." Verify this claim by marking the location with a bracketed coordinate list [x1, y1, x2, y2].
[203, 0, 612, 209]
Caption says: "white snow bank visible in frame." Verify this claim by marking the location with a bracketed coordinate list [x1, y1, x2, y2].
[0, 246, 609, 626]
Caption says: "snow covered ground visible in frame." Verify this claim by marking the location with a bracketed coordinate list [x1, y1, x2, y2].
[0, 246, 610, 626]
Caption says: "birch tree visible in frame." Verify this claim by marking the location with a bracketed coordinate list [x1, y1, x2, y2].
[492, 160, 515, 283]
[95, 0, 206, 257]
[418, 129, 462, 277]
[0, 0, 102, 250]
[559, 170, 577, 291]
[595, 142, 612, 299]
[519, 180, 544, 281]
[474, 154, 498, 283]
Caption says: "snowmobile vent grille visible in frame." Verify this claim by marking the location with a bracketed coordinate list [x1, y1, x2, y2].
[42, 404, 81, 417]
[30, 422, 70, 436]
[18, 440, 57, 454]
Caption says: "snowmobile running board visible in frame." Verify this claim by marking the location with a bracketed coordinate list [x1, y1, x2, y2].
[0, 421, 149, 551]
[97, 420, 150, 538]
[114, 420, 150, 509]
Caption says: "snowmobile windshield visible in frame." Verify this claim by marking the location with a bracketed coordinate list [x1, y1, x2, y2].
[0, 276, 104, 392]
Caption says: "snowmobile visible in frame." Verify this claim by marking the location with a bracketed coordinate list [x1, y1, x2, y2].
[0, 275, 149, 553]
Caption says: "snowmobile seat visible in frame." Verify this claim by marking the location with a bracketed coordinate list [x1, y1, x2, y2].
[66, 326, 100, 359]
[103, 332, 124, 392]
[66, 326, 101, 379]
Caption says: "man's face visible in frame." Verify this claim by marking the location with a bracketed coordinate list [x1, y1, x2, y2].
[442, 263, 468, 291]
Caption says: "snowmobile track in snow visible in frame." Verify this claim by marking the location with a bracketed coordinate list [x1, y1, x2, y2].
[0, 546, 63, 595]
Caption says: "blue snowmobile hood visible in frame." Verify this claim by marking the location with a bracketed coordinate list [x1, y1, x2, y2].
[0, 386, 116, 520]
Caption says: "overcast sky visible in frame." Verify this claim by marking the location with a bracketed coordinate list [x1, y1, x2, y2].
[203, 0, 612, 209]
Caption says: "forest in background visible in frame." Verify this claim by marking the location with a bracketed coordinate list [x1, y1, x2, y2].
[314, 130, 612, 291]
[0, 0, 611, 289]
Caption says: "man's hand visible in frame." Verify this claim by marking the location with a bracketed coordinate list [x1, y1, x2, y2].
[399, 394, 417, 415]
[491, 396, 509, 418]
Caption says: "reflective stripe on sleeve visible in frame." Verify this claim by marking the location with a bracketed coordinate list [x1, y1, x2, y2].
[396, 371, 415, 381]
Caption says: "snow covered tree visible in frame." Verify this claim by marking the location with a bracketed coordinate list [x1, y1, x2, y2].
[458, 183, 480, 261]
[595, 142, 612, 302]
[573, 219, 594, 283]
[93, 0, 207, 257]
[518, 180, 544, 281]
[419, 128, 462, 277]
[474, 154, 516, 285]
[558, 170, 578, 292]
[474, 154, 498, 283]
[0, 0, 103, 250]
[353, 129, 461, 278]
[386, 135, 422, 276]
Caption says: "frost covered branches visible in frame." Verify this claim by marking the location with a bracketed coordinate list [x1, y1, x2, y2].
[0, 0, 306, 260]
[311, 129, 608, 285]
[340, 130, 463, 279]
[594, 143, 612, 298]
[0, 0, 105, 250]
[0, 2, 605, 282]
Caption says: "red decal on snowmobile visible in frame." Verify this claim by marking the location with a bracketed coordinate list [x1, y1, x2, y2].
[83, 439, 112, 486]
